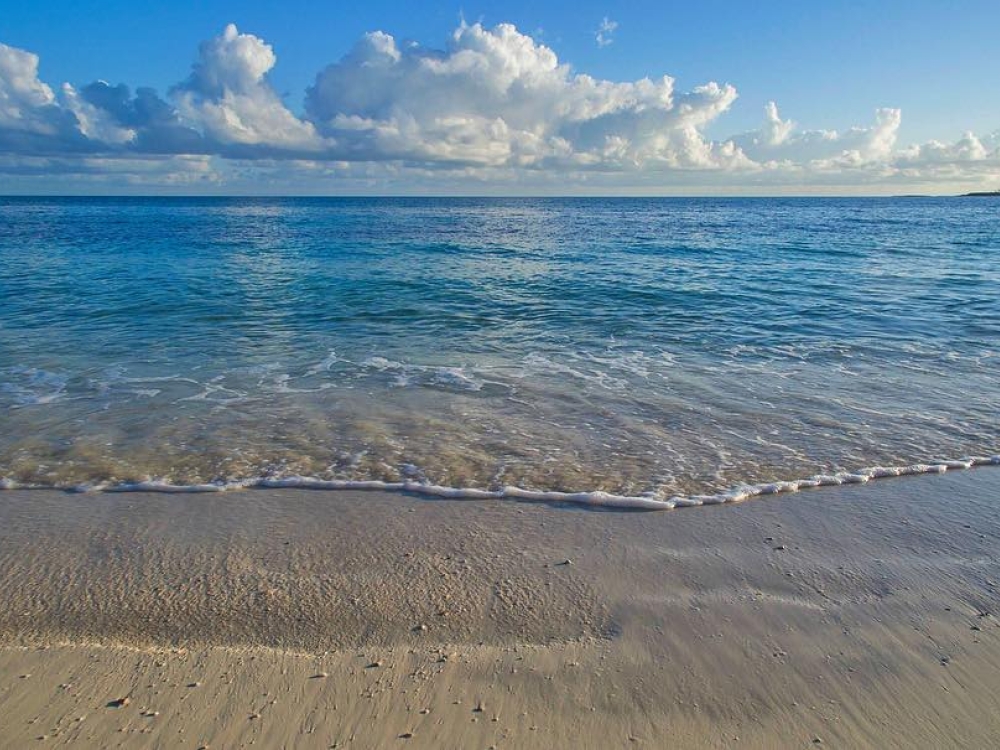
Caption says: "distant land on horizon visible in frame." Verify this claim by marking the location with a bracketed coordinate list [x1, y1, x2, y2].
[963, 190, 1000, 196]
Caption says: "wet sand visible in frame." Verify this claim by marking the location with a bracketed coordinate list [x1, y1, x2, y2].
[1, 470, 999, 748]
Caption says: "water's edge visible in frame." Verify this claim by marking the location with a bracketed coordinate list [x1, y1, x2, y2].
[2, 454, 997, 511]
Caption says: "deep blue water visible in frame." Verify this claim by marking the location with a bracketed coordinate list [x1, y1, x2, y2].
[1, 197, 997, 501]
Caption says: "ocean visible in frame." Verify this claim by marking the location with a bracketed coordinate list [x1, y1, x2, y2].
[1, 197, 997, 508]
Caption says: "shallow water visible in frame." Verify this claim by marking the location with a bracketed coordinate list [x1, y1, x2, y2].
[1, 197, 997, 503]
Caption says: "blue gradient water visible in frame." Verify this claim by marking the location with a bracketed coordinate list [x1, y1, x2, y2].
[1, 197, 997, 502]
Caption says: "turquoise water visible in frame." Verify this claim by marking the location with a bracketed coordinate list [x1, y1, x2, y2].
[1, 197, 998, 504]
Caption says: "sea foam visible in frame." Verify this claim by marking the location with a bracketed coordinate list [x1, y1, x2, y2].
[1, 455, 997, 511]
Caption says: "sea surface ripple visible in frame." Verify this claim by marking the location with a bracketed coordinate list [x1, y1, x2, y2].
[1, 197, 997, 506]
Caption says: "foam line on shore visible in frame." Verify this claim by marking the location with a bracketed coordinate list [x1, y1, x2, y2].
[2, 454, 998, 510]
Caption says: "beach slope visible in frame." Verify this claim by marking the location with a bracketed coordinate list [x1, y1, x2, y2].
[1, 470, 999, 748]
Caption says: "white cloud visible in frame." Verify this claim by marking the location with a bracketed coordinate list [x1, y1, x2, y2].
[733, 102, 901, 166]
[171, 24, 322, 151]
[743, 101, 795, 148]
[0, 22, 997, 192]
[596, 17, 618, 48]
[898, 130, 998, 164]
[0, 41, 90, 155]
[0, 153, 221, 196]
[0, 43, 57, 132]
[306, 22, 741, 170]
[62, 83, 136, 145]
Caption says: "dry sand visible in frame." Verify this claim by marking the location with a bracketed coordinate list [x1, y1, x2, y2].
[1, 469, 999, 748]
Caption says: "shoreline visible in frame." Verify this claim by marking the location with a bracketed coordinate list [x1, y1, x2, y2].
[3, 453, 998, 511]
[2, 470, 1000, 747]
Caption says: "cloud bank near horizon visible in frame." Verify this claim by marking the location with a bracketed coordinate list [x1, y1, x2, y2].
[1, 22, 997, 192]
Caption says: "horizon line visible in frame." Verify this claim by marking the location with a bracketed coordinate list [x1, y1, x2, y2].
[0, 192, 982, 200]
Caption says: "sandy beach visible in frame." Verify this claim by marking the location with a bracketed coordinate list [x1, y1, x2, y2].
[1, 469, 999, 748]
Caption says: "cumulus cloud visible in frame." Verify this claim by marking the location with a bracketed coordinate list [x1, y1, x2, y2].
[171, 24, 322, 153]
[305, 22, 744, 170]
[62, 83, 137, 145]
[732, 102, 902, 167]
[75, 80, 206, 153]
[0, 21, 997, 192]
[0, 43, 58, 131]
[898, 130, 999, 164]
[0, 42, 91, 154]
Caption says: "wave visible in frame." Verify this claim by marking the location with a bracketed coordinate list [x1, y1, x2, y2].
[0, 366, 70, 406]
[2, 455, 998, 511]
[360, 356, 488, 391]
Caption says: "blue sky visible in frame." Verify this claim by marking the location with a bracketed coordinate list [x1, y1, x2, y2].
[1, 1, 998, 193]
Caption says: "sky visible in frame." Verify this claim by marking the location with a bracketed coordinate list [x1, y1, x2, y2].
[1, 0, 998, 195]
